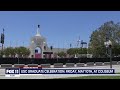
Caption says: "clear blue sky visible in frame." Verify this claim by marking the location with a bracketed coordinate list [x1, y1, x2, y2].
[0, 11, 120, 48]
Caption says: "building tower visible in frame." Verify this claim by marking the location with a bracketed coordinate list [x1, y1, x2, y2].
[29, 25, 47, 58]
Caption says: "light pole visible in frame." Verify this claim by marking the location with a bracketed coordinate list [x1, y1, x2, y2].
[2, 29, 4, 53]
[18, 56, 19, 64]
[110, 45, 112, 68]
[104, 40, 112, 68]
[43, 41, 46, 58]
[0, 29, 5, 58]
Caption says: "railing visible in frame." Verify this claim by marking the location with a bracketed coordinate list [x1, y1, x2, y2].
[0, 57, 120, 65]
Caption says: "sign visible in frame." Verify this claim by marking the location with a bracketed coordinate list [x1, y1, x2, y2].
[5, 68, 20, 77]
[5, 68, 115, 75]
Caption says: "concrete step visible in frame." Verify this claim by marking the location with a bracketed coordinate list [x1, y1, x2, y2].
[95, 62, 103, 66]
[86, 62, 95, 66]
[66, 63, 75, 67]
[1, 64, 12, 68]
[54, 63, 63, 68]
[76, 63, 85, 67]
[41, 64, 51, 68]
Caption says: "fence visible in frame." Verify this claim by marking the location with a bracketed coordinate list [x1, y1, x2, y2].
[0, 57, 120, 65]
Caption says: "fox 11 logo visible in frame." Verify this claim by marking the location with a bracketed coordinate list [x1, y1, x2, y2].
[5, 68, 19, 74]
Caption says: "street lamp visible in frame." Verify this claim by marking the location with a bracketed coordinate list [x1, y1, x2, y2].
[42, 41, 46, 58]
[0, 29, 5, 58]
[104, 40, 112, 68]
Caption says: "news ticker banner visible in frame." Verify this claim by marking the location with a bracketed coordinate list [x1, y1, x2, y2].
[5, 68, 115, 75]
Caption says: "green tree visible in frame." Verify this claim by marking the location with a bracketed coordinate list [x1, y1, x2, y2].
[0, 49, 4, 57]
[3, 47, 15, 57]
[67, 48, 77, 55]
[89, 21, 120, 57]
[15, 46, 30, 58]
[78, 48, 87, 54]
[57, 51, 67, 58]
[24, 48, 30, 57]
[67, 48, 87, 58]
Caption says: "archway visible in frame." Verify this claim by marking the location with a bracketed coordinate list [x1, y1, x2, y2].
[29, 25, 47, 58]
[35, 47, 42, 58]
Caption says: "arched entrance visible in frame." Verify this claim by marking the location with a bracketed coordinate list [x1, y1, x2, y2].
[29, 25, 46, 58]
[35, 47, 42, 58]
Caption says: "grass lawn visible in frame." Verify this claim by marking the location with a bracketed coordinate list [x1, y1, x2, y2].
[57, 76, 120, 79]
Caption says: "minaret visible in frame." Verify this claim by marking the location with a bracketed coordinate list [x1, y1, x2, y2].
[36, 25, 41, 36]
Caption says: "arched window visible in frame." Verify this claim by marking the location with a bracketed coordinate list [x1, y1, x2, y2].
[35, 47, 41, 53]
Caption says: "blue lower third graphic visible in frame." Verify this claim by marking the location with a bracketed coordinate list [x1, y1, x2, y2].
[20, 69, 115, 74]
[5, 68, 115, 74]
